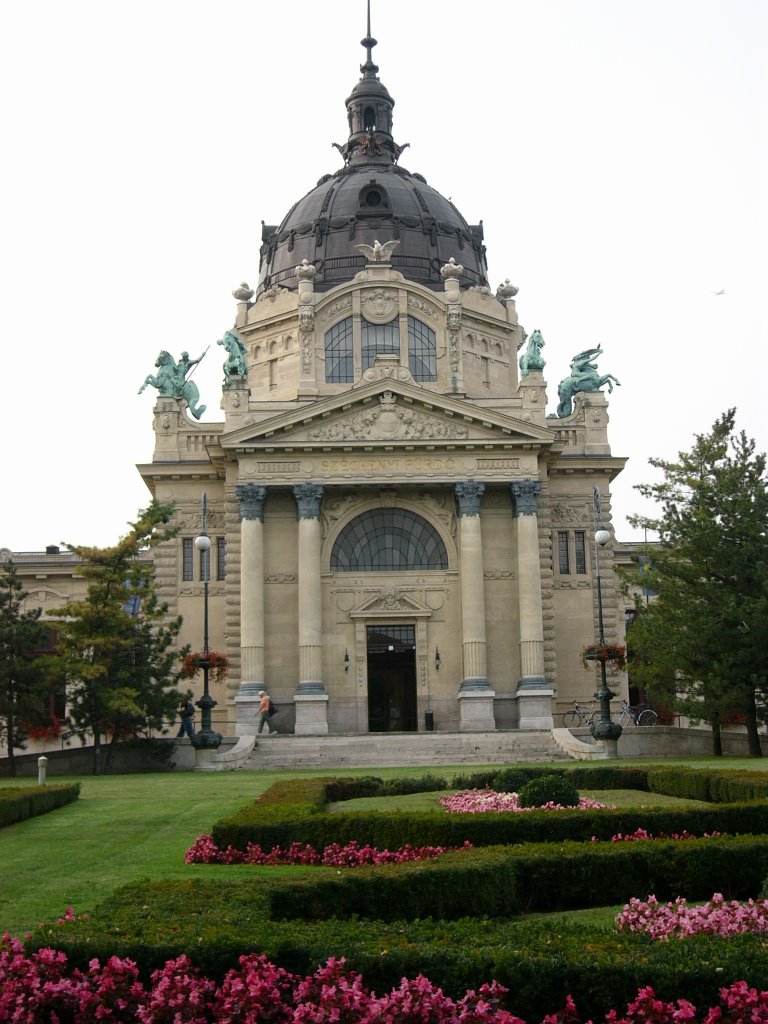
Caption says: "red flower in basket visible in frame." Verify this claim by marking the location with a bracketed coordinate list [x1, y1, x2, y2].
[180, 651, 230, 683]
[581, 643, 627, 672]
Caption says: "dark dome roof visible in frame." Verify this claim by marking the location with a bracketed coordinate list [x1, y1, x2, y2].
[256, 26, 487, 296]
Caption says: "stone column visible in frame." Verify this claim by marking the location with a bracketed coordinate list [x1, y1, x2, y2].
[293, 482, 328, 734]
[454, 480, 496, 731]
[510, 479, 554, 729]
[233, 483, 267, 735]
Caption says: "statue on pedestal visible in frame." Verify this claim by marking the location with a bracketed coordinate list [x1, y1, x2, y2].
[217, 331, 248, 381]
[555, 346, 620, 418]
[139, 350, 207, 419]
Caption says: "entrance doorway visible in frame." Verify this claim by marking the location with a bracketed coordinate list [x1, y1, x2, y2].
[366, 624, 417, 732]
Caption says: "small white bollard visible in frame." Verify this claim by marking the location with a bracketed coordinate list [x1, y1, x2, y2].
[38, 756, 48, 786]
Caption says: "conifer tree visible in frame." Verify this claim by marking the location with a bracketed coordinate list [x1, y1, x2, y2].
[0, 559, 51, 775]
[52, 501, 185, 774]
[626, 410, 768, 755]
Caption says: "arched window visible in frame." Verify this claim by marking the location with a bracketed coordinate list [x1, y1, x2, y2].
[361, 317, 399, 371]
[331, 509, 449, 571]
[408, 316, 436, 381]
[325, 316, 353, 383]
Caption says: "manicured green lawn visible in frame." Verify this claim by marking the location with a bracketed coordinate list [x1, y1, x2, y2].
[1, 757, 762, 937]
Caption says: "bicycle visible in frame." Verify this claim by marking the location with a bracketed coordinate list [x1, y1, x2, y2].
[618, 700, 658, 727]
[563, 701, 599, 728]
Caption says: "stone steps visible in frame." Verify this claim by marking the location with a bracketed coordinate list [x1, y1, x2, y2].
[242, 730, 571, 770]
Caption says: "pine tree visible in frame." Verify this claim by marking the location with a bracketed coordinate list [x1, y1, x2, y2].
[0, 559, 51, 775]
[51, 501, 186, 774]
[626, 410, 768, 755]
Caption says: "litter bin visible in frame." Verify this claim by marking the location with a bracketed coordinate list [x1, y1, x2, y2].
[425, 710, 434, 731]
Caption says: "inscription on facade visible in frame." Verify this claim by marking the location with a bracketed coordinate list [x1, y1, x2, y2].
[477, 458, 520, 471]
[251, 455, 529, 478]
[256, 462, 301, 474]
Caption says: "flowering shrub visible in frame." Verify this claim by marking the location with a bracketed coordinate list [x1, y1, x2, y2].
[594, 828, 723, 844]
[24, 715, 63, 741]
[438, 789, 612, 814]
[180, 651, 229, 683]
[185, 835, 472, 865]
[2, 935, 768, 1023]
[616, 893, 768, 941]
[581, 643, 627, 671]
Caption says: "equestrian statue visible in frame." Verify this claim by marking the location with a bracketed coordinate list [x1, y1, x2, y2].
[555, 346, 620, 418]
[138, 349, 207, 420]
[217, 330, 248, 380]
[519, 328, 546, 377]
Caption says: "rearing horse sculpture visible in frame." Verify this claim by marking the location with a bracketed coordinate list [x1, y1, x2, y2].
[556, 346, 620, 418]
[138, 350, 207, 420]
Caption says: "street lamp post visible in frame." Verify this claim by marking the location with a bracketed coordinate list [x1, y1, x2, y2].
[589, 487, 622, 744]
[190, 493, 222, 750]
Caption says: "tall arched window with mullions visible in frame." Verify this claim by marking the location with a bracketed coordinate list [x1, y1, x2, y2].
[361, 317, 399, 371]
[408, 316, 436, 381]
[331, 508, 449, 571]
[325, 316, 353, 383]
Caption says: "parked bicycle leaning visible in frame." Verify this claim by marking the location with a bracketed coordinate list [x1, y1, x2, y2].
[617, 700, 657, 726]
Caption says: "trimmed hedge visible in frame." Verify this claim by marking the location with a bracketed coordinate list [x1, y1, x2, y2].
[212, 765, 768, 852]
[265, 835, 768, 921]
[213, 800, 768, 852]
[34, 878, 768, 1021]
[0, 783, 80, 829]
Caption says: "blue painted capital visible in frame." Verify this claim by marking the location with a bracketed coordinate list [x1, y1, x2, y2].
[454, 480, 485, 518]
[293, 483, 324, 520]
[235, 483, 267, 522]
[510, 479, 541, 517]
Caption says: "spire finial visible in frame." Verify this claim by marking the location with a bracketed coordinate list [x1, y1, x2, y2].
[360, 0, 378, 78]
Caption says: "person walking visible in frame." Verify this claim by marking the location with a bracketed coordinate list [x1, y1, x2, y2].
[258, 690, 276, 736]
[177, 698, 196, 739]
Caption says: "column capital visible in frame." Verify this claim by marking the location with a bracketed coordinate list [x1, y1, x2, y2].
[510, 478, 541, 517]
[293, 482, 324, 520]
[235, 483, 267, 521]
[454, 479, 485, 517]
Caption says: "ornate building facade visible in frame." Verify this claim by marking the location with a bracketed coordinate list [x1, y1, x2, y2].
[136, 23, 629, 738]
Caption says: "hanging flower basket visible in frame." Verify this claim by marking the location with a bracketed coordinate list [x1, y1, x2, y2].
[581, 643, 627, 672]
[180, 651, 230, 684]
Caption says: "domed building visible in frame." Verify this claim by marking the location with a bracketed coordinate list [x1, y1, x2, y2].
[137, 17, 628, 744]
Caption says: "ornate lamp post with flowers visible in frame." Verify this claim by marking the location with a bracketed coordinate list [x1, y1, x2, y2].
[189, 494, 222, 751]
[588, 487, 622, 746]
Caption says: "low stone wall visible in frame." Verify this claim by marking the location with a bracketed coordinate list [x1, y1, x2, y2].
[567, 725, 768, 759]
[0, 737, 248, 777]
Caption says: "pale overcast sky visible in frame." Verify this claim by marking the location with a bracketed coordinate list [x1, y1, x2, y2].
[1, 0, 765, 551]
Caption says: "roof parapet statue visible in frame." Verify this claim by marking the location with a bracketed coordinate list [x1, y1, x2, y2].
[519, 329, 546, 377]
[217, 331, 248, 382]
[138, 349, 208, 420]
[354, 239, 400, 263]
[554, 346, 621, 418]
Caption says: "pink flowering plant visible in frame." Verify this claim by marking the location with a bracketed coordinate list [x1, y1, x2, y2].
[185, 836, 472, 865]
[594, 828, 723, 844]
[616, 893, 768, 941]
[438, 789, 613, 814]
[3, 933, 768, 1023]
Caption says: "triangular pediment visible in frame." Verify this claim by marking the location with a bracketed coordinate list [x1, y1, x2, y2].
[349, 587, 432, 619]
[221, 378, 555, 450]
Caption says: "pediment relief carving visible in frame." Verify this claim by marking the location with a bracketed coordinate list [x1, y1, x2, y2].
[308, 391, 469, 442]
[349, 587, 432, 619]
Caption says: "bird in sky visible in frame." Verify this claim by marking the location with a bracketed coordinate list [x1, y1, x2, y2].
[714, 289, 726, 296]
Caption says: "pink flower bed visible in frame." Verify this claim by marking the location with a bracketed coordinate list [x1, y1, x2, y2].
[596, 828, 722, 844]
[2, 935, 768, 1024]
[185, 836, 472, 865]
[438, 789, 612, 814]
[616, 894, 768, 941]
